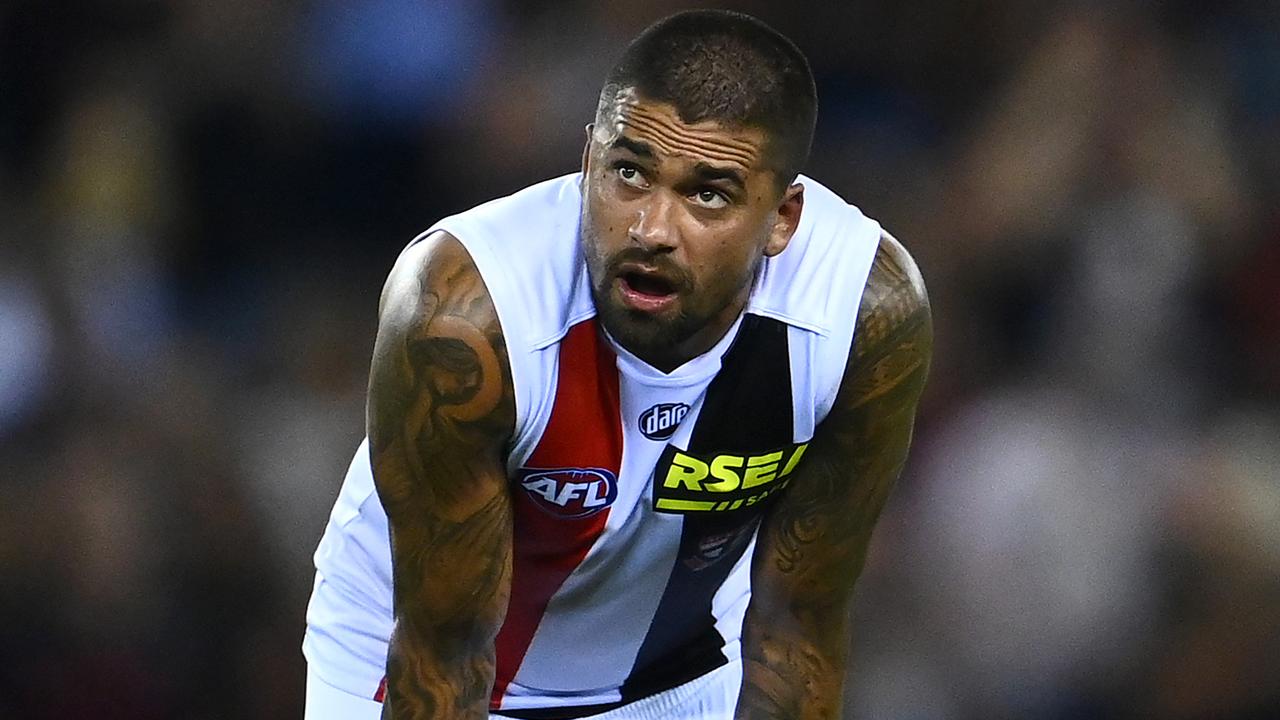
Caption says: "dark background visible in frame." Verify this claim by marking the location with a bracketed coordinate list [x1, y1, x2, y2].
[1, 1, 1278, 718]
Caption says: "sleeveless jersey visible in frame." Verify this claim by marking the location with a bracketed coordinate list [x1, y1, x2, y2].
[304, 173, 881, 716]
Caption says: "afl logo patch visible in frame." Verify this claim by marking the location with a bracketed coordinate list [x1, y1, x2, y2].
[639, 402, 690, 441]
[518, 468, 618, 519]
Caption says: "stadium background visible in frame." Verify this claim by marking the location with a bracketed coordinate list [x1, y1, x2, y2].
[1, 0, 1278, 717]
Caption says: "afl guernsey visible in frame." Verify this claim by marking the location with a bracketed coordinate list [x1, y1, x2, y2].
[304, 173, 881, 716]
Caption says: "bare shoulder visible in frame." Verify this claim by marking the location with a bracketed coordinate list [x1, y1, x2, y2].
[852, 232, 931, 367]
[376, 230, 504, 360]
[842, 231, 932, 410]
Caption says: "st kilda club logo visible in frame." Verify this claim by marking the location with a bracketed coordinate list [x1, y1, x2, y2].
[638, 402, 690, 441]
[518, 467, 618, 519]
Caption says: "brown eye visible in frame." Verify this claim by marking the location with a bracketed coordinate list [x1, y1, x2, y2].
[616, 165, 645, 188]
[692, 189, 728, 209]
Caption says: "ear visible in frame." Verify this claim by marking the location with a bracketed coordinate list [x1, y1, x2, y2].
[764, 182, 804, 257]
[580, 124, 594, 175]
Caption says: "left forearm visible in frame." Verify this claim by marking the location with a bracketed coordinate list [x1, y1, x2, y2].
[737, 623, 849, 720]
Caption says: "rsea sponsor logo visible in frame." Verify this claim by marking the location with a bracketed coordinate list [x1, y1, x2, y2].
[651, 442, 809, 514]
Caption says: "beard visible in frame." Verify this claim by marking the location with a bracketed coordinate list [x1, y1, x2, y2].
[579, 205, 703, 362]
[587, 246, 701, 360]
[579, 201, 761, 367]
[591, 277, 697, 358]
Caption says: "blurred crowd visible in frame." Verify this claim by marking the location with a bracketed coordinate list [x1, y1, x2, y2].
[1, 1, 1277, 718]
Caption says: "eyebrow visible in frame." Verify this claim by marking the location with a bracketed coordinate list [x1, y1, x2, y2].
[610, 135, 655, 158]
[691, 162, 746, 191]
[608, 135, 748, 192]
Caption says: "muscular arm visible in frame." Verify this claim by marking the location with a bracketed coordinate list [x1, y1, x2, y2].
[737, 233, 932, 719]
[367, 232, 516, 720]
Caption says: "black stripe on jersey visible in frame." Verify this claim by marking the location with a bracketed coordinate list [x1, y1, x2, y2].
[620, 313, 794, 703]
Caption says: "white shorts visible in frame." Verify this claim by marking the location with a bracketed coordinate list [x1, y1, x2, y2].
[304, 658, 742, 720]
[305, 667, 382, 720]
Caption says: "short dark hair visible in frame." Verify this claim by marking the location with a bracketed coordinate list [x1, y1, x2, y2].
[597, 10, 818, 192]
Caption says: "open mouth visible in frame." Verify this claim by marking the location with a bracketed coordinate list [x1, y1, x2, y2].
[618, 270, 679, 312]
[622, 271, 675, 297]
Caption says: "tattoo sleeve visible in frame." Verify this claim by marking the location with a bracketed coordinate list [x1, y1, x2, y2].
[737, 233, 933, 720]
[366, 232, 516, 720]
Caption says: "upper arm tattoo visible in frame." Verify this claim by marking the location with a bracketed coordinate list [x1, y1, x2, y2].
[765, 233, 932, 579]
[367, 233, 516, 720]
[738, 233, 932, 719]
[757, 233, 931, 579]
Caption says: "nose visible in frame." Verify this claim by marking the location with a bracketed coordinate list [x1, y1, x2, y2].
[628, 191, 678, 251]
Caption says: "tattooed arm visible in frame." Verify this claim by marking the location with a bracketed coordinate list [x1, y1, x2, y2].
[736, 233, 932, 719]
[367, 231, 516, 720]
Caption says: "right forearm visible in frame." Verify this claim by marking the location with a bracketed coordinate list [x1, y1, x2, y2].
[382, 626, 497, 720]
[378, 479, 512, 720]
[378, 481, 512, 719]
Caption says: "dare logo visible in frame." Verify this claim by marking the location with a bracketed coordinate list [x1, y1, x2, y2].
[638, 402, 690, 440]
[518, 467, 618, 519]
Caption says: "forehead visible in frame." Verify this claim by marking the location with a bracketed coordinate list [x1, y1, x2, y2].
[594, 89, 767, 172]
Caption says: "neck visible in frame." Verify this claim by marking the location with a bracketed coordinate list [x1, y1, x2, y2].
[621, 293, 749, 374]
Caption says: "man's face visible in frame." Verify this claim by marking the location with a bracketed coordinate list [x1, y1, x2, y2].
[580, 90, 803, 370]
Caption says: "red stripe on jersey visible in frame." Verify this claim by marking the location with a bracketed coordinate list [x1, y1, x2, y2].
[490, 319, 623, 708]
[373, 676, 387, 703]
